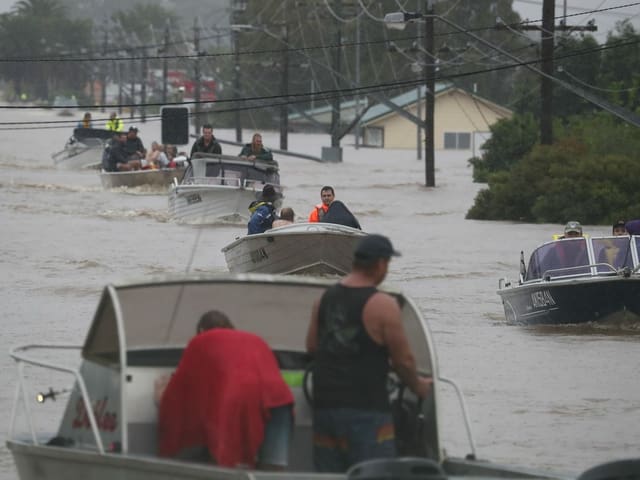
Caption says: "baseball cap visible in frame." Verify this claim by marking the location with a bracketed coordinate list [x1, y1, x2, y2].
[564, 221, 582, 235]
[354, 234, 401, 260]
[128, 125, 138, 132]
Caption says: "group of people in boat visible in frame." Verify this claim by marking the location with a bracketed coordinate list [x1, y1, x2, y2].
[247, 184, 362, 235]
[528, 219, 640, 279]
[156, 233, 431, 472]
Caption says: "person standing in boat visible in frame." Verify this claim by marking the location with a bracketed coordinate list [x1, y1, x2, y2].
[239, 133, 274, 162]
[306, 234, 431, 473]
[76, 112, 92, 129]
[106, 112, 123, 132]
[308, 186, 335, 222]
[158, 310, 294, 470]
[247, 184, 279, 234]
[190, 123, 222, 157]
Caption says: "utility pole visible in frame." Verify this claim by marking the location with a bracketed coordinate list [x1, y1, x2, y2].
[101, 27, 107, 112]
[279, 19, 289, 150]
[424, 0, 435, 187]
[141, 42, 148, 123]
[162, 20, 170, 105]
[540, 0, 554, 145]
[193, 18, 202, 135]
[497, 0, 596, 146]
[330, 0, 342, 148]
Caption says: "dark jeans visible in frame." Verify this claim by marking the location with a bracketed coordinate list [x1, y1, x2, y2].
[313, 407, 396, 473]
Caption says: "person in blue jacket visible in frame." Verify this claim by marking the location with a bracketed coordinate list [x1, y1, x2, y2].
[247, 184, 278, 235]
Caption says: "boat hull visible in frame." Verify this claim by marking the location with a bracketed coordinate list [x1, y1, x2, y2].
[168, 184, 259, 224]
[221, 223, 366, 275]
[100, 168, 185, 190]
[497, 276, 640, 325]
[7, 440, 563, 480]
[52, 143, 103, 170]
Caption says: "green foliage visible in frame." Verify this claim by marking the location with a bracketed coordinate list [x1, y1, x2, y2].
[466, 117, 640, 224]
[468, 113, 538, 182]
[0, 0, 93, 100]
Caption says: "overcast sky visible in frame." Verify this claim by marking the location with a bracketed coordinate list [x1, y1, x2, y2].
[0, 0, 637, 40]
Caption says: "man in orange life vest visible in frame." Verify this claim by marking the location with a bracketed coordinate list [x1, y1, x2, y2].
[308, 186, 335, 222]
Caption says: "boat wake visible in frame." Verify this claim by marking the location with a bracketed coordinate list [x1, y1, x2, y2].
[0, 181, 99, 193]
[97, 208, 169, 222]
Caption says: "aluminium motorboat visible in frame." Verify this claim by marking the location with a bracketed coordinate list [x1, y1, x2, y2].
[100, 166, 186, 190]
[497, 235, 640, 325]
[52, 128, 114, 170]
[168, 153, 282, 225]
[221, 222, 366, 275]
[6, 273, 586, 480]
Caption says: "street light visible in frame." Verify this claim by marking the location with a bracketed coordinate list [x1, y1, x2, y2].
[384, 5, 436, 187]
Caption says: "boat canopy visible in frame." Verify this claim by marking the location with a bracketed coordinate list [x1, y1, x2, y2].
[81, 274, 435, 376]
[73, 128, 115, 142]
[188, 154, 280, 186]
[524, 236, 640, 281]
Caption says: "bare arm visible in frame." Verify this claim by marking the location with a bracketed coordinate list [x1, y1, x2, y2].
[364, 293, 431, 398]
[306, 298, 320, 353]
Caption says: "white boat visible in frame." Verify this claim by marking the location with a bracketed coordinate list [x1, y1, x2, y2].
[6, 273, 591, 480]
[52, 128, 114, 170]
[168, 153, 282, 225]
[100, 166, 186, 190]
[222, 222, 366, 275]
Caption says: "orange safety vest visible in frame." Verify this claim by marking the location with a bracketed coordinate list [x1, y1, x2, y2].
[308, 203, 329, 222]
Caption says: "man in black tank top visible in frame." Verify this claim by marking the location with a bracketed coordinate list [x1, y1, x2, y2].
[306, 234, 431, 473]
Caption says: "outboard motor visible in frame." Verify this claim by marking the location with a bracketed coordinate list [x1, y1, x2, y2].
[347, 457, 447, 480]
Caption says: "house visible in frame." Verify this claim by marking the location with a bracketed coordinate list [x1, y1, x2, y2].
[360, 82, 512, 152]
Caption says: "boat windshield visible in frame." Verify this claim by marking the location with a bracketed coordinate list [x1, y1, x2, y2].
[524, 236, 639, 281]
[524, 238, 589, 281]
[591, 236, 635, 271]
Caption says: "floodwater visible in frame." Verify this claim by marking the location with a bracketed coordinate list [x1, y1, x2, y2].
[0, 107, 638, 479]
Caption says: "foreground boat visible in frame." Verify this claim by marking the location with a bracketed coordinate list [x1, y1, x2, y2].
[100, 166, 186, 190]
[52, 128, 114, 169]
[498, 235, 640, 325]
[8, 273, 589, 480]
[168, 153, 282, 224]
[222, 222, 366, 275]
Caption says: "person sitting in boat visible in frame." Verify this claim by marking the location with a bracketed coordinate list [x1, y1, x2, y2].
[124, 126, 146, 160]
[320, 200, 361, 230]
[104, 132, 141, 171]
[247, 184, 279, 235]
[76, 112, 92, 129]
[106, 112, 123, 132]
[272, 207, 295, 228]
[612, 220, 629, 236]
[157, 310, 294, 470]
[190, 123, 222, 157]
[239, 133, 274, 163]
[142, 141, 168, 169]
[308, 186, 335, 222]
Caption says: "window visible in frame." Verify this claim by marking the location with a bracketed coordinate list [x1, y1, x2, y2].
[444, 132, 471, 149]
[364, 127, 384, 147]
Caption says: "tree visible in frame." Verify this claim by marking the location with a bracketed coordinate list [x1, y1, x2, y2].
[0, 0, 92, 100]
[466, 115, 640, 224]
